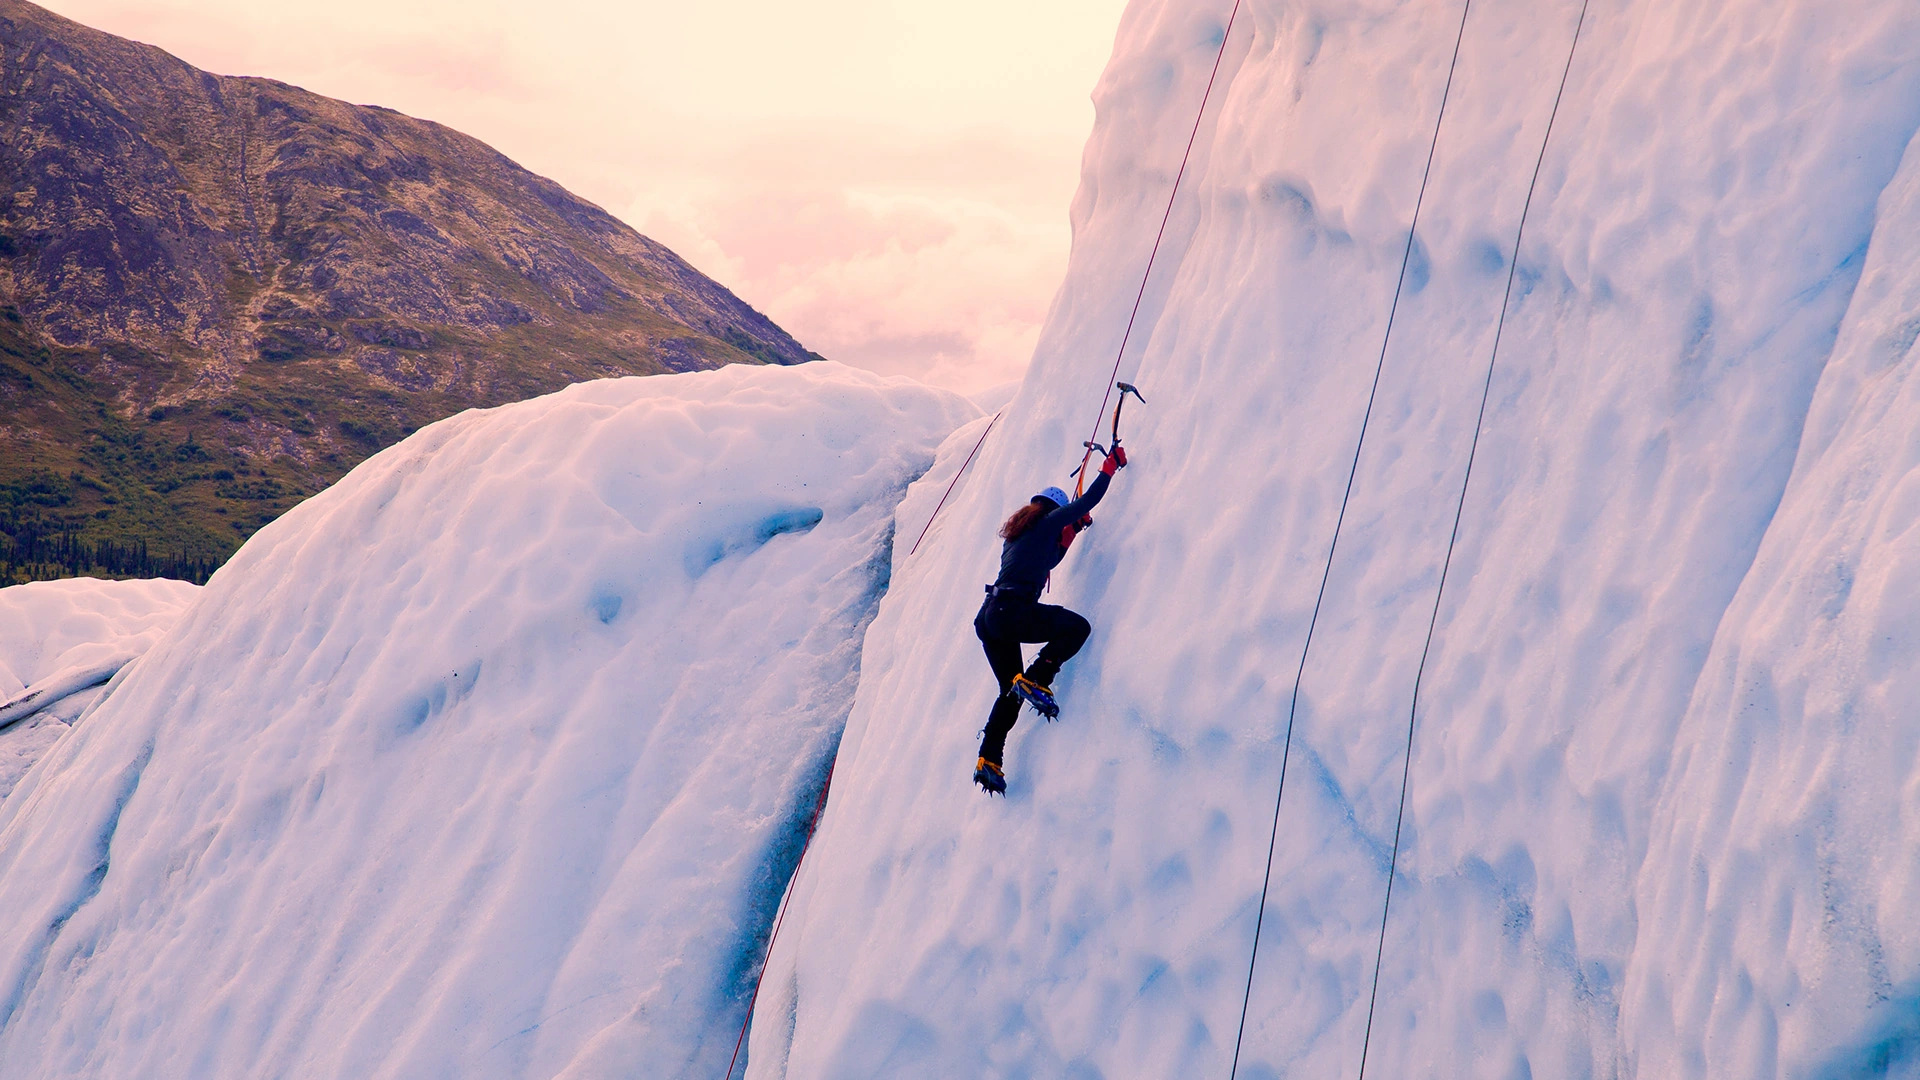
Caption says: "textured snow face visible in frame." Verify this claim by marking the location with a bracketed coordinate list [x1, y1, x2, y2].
[1628, 133, 1920, 1080]
[759, 0, 1920, 1076]
[0, 577, 199, 800]
[0, 362, 974, 1079]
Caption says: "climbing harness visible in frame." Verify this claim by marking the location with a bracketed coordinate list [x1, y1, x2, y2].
[1353, 5, 1591, 1079]
[723, 759, 835, 1080]
[1228, 0, 1474, 1072]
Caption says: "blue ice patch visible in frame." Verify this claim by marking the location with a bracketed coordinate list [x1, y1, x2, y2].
[685, 507, 826, 577]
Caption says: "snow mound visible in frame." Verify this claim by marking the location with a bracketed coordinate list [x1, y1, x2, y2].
[0, 577, 199, 799]
[0, 362, 974, 1079]
[0, 577, 198, 699]
[755, 0, 1920, 1077]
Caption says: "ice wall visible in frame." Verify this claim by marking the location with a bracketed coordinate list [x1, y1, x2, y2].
[757, 0, 1920, 1076]
[0, 362, 974, 1079]
[1628, 127, 1920, 1079]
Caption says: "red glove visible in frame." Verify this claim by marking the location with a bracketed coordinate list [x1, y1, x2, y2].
[1101, 445, 1128, 475]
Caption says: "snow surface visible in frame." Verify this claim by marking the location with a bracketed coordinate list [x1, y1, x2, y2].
[754, 0, 1920, 1077]
[4, 0, 1920, 1075]
[0, 362, 974, 1078]
[1629, 125, 1920, 1080]
[0, 577, 198, 800]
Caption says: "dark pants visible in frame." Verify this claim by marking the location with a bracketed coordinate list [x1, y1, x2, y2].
[973, 593, 1091, 764]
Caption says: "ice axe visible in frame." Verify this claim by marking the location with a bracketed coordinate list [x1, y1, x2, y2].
[1074, 381, 1147, 495]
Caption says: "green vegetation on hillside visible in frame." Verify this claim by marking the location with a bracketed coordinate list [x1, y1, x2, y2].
[0, 0, 823, 585]
[0, 300, 779, 586]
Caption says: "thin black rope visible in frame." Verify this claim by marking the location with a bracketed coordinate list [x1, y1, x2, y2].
[1076, 0, 1244, 491]
[1352, 4, 1590, 1078]
[1227, 3, 1475, 1075]
[906, 411, 1001, 558]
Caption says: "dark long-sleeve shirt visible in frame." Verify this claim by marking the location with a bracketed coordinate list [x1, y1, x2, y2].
[992, 470, 1112, 595]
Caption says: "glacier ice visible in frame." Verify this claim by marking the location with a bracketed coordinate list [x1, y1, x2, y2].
[0, 362, 974, 1079]
[2, 0, 1919, 1075]
[755, 0, 1920, 1076]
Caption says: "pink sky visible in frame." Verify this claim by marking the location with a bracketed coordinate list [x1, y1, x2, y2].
[40, 0, 1129, 393]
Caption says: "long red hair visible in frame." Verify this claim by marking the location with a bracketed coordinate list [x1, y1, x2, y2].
[999, 499, 1050, 540]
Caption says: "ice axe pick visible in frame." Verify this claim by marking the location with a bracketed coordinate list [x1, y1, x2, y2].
[1074, 381, 1147, 492]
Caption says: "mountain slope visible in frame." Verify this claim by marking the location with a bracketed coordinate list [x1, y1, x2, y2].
[752, 0, 1920, 1076]
[0, 0, 817, 581]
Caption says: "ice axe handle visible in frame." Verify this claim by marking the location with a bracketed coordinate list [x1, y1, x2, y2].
[1071, 441, 1108, 480]
[1111, 382, 1145, 445]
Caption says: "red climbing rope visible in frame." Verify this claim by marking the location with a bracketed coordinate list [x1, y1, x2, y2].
[723, 759, 835, 1080]
[907, 411, 1002, 558]
[1075, 0, 1245, 495]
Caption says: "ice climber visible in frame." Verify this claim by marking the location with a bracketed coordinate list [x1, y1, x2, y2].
[972, 443, 1128, 794]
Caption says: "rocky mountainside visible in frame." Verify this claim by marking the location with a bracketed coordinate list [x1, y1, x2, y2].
[0, 0, 818, 582]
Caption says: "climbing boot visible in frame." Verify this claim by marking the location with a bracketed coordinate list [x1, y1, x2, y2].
[973, 757, 1007, 795]
[1011, 674, 1059, 719]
